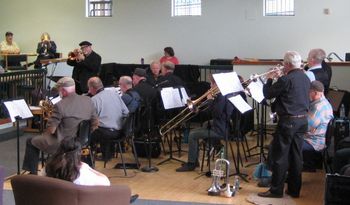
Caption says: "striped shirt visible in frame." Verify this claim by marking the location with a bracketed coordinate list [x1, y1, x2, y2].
[304, 96, 333, 151]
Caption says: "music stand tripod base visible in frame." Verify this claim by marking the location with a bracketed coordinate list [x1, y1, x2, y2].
[141, 165, 159, 172]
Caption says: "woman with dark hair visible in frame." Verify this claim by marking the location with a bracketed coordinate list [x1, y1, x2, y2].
[44, 138, 110, 186]
[160, 46, 179, 65]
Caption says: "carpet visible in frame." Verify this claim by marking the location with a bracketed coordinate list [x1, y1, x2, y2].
[246, 194, 296, 205]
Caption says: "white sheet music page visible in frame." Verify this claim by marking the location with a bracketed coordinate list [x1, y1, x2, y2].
[160, 87, 185, 109]
[228, 95, 252, 114]
[180, 87, 189, 105]
[4, 99, 33, 122]
[213, 72, 244, 96]
[247, 79, 265, 103]
[50, 96, 62, 105]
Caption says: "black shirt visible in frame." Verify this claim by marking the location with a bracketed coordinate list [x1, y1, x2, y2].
[263, 69, 310, 116]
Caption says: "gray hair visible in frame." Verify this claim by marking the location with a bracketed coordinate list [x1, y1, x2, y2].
[162, 61, 175, 72]
[119, 76, 133, 88]
[309, 48, 326, 64]
[284, 51, 302, 69]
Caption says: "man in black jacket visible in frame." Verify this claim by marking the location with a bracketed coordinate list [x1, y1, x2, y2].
[67, 41, 101, 94]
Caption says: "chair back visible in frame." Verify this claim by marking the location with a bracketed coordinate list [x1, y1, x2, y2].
[325, 174, 350, 205]
[11, 175, 131, 205]
[76, 120, 91, 146]
[122, 113, 135, 138]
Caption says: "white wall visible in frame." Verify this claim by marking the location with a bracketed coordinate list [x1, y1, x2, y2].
[0, 0, 349, 65]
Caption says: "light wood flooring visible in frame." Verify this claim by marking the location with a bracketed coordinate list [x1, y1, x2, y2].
[4, 133, 325, 205]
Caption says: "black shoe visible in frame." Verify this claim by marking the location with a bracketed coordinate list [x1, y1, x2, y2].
[176, 162, 196, 172]
[130, 194, 139, 203]
[285, 190, 299, 198]
[181, 161, 199, 167]
[258, 190, 283, 198]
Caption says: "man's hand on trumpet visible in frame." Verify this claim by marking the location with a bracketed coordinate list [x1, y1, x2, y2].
[266, 67, 283, 79]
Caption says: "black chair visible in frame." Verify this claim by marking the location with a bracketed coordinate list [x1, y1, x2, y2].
[104, 114, 140, 176]
[325, 174, 350, 205]
[76, 120, 95, 168]
[324, 118, 336, 173]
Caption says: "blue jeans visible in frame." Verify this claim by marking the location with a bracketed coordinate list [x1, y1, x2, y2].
[187, 127, 222, 163]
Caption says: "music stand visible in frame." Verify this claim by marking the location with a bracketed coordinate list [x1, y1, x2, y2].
[3, 99, 33, 175]
[157, 87, 188, 165]
[213, 72, 250, 182]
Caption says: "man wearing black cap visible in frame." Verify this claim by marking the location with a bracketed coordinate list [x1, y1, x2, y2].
[67, 41, 101, 94]
[22, 77, 99, 174]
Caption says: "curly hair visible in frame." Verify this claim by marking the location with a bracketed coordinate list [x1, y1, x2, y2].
[45, 138, 81, 182]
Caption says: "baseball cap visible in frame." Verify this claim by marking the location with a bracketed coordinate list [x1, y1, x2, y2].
[79, 41, 92, 47]
[133, 68, 147, 77]
[55, 77, 75, 88]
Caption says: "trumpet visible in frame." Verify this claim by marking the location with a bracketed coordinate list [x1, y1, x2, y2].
[68, 48, 83, 61]
[159, 85, 220, 136]
[242, 64, 284, 88]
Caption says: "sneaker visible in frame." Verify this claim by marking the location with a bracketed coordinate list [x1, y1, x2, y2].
[130, 194, 139, 203]
[176, 162, 196, 172]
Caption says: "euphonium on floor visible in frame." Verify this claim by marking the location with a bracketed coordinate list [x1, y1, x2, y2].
[207, 148, 236, 197]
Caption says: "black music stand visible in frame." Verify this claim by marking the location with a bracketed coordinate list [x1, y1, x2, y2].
[157, 87, 187, 165]
[3, 99, 33, 175]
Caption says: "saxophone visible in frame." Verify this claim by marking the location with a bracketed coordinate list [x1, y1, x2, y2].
[39, 98, 54, 120]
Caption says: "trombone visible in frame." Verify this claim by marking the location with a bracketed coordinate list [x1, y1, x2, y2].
[159, 85, 220, 136]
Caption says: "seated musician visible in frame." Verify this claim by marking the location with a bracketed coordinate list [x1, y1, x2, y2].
[157, 61, 184, 88]
[119, 75, 141, 113]
[0, 31, 20, 67]
[176, 75, 234, 172]
[302, 80, 333, 171]
[33, 32, 57, 68]
[146, 60, 161, 86]
[88, 77, 129, 161]
[22, 77, 99, 174]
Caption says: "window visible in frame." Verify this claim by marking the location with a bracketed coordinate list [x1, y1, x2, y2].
[172, 0, 201, 17]
[86, 0, 112, 17]
[264, 0, 294, 16]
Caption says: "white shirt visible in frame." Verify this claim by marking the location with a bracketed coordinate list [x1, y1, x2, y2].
[305, 65, 322, 82]
[73, 162, 111, 186]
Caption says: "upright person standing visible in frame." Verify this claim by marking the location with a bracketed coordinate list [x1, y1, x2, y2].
[67, 41, 101, 94]
[258, 51, 310, 198]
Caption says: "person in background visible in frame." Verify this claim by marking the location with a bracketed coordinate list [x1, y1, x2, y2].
[305, 48, 331, 95]
[45, 138, 110, 185]
[159, 47, 179, 65]
[33, 32, 57, 68]
[119, 76, 141, 114]
[302, 81, 333, 171]
[146, 60, 161, 86]
[67, 41, 101, 94]
[259, 51, 310, 198]
[0, 31, 20, 67]
[157, 61, 184, 88]
[88, 77, 129, 161]
[22, 77, 99, 174]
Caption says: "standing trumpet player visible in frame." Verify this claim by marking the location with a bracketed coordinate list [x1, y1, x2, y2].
[67, 41, 101, 94]
[258, 51, 310, 198]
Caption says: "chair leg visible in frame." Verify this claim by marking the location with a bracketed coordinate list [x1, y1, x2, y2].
[130, 137, 140, 169]
[200, 142, 206, 172]
[118, 142, 127, 176]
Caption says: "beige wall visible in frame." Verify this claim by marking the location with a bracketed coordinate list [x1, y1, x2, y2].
[0, 0, 349, 65]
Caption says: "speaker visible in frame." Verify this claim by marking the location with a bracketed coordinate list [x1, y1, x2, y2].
[346, 53, 350, 61]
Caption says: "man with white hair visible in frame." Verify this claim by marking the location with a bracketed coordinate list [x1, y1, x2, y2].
[259, 51, 310, 198]
[22, 77, 98, 174]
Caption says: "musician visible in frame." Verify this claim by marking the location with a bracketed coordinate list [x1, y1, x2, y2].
[157, 61, 184, 88]
[133, 68, 157, 106]
[119, 75, 141, 113]
[305, 48, 332, 94]
[258, 51, 310, 198]
[33, 32, 57, 68]
[22, 77, 98, 174]
[159, 46, 179, 65]
[303, 81, 333, 171]
[176, 75, 234, 172]
[0, 31, 20, 67]
[146, 60, 161, 86]
[88, 77, 129, 161]
[67, 41, 101, 94]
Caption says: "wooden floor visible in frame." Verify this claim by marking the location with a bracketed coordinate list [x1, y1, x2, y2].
[4, 133, 325, 205]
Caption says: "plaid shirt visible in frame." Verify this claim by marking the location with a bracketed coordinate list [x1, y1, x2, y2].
[305, 96, 333, 151]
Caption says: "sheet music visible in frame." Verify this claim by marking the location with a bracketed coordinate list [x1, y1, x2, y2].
[213, 72, 244, 96]
[4, 99, 33, 122]
[50, 96, 62, 105]
[161, 87, 189, 109]
[247, 79, 265, 103]
[228, 95, 252, 114]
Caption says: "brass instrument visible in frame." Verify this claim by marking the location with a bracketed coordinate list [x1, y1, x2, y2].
[242, 64, 284, 88]
[39, 98, 54, 120]
[159, 85, 220, 136]
[68, 48, 83, 61]
[208, 149, 237, 197]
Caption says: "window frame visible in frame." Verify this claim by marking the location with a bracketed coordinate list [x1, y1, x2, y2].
[86, 0, 113, 18]
[171, 0, 202, 17]
[263, 0, 295, 17]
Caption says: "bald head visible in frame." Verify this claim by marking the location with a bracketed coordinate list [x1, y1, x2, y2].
[88, 77, 104, 96]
